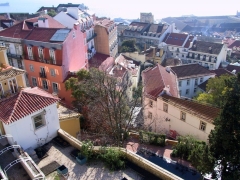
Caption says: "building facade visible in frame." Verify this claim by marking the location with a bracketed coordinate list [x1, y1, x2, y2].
[140, 13, 154, 23]
[22, 25, 86, 105]
[143, 94, 220, 142]
[54, 7, 96, 60]
[94, 19, 118, 57]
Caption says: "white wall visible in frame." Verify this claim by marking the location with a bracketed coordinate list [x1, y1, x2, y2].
[216, 44, 227, 69]
[143, 96, 215, 142]
[3, 103, 60, 150]
[178, 74, 215, 98]
[54, 11, 76, 28]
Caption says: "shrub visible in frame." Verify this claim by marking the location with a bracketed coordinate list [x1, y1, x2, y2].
[98, 147, 125, 171]
[139, 130, 166, 147]
[79, 140, 94, 159]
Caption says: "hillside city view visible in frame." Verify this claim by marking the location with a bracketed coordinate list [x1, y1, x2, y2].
[0, 1, 240, 180]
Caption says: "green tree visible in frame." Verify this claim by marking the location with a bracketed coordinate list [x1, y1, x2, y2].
[208, 74, 240, 179]
[65, 68, 142, 147]
[120, 39, 139, 53]
[47, 9, 57, 17]
[195, 74, 232, 107]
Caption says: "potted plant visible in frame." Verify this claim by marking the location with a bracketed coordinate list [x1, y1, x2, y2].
[76, 140, 93, 165]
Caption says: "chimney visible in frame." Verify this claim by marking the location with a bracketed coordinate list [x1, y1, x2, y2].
[152, 47, 156, 59]
[38, 17, 49, 28]
[166, 66, 171, 73]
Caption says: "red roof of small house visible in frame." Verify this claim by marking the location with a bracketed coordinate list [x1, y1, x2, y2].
[0, 87, 59, 124]
[163, 33, 188, 46]
[0, 22, 31, 38]
[142, 64, 179, 100]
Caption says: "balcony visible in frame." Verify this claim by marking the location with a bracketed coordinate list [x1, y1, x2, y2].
[39, 72, 47, 78]
[87, 33, 97, 43]
[7, 53, 23, 60]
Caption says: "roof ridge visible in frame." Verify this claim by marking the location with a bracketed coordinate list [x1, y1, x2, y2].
[158, 64, 166, 89]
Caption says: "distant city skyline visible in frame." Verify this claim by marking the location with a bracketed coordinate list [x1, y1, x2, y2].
[0, 0, 239, 20]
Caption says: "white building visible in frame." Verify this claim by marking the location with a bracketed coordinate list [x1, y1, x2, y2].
[170, 64, 215, 98]
[54, 7, 96, 59]
[186, 40, 227, 70]
[0, 87, 60, 150]
[144, 94, 220, 142]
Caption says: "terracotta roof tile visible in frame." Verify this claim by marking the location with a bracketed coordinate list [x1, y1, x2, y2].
[228, 40, 240, 49]
[0, 22, 31, 38]
[171, 64, 214, 78]
[0, 67, 25, 81]
[142, 64, 178, 100]
[163, 33, 188, 46]
[0, 87, 59, 124]
[190, 40, 223, 55]
[88, 53, 110, 68]
[161, 94, 220, 123]
[95, 19, 115, 28]
[210, 68, 233, 77]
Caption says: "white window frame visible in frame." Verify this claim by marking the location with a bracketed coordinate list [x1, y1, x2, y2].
[200, 77, 203, 83]
[32, 112, 46, 130]
[50, 69, 55, 76]
[186, 89, 189, 95]
[42, 79, 48, 90]
[49, 49, 56, 64]
[179, 90, 181, 96]
[180, 111, 186, 121]
[195, 78, 198, 85]
[194, 88, 197, 93]
[186, 79, 190, 85]
[31, 77, 37, 87]
[8, 78, 18, 94]
[178, 81, 182, 87]
[199, 121, 206, 131]
[38, 47, 44, 59]
[27, 46, 33, 60]
[29, 64, 34, 72]
[163, 103, 168, 112]
[52, 82, 58, 93]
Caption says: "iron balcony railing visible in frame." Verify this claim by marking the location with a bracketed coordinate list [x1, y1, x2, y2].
[7, 53, 23, 60]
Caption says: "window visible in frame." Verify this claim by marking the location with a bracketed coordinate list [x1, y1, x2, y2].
[8, 78, 18, 93]
[171, 53, 173, 56]
[200, 77, 203, 83]
[30, 65, 34, 72]
[149, 100, 153, 108]
[32, 113, 45, 130]
[180, 111, 186, 121]
[182, 54, 184, 58]
[179, 90, 181, 96]
[52, 82, 58, 93]
[42, 79, 48, 90]
[32, 77, 37, 87]
[27, 46, 33, 60]
[15, 45, 22, 55]
[199, 62, 202, 66]
[210, 64, 213, 69]
[194, 88, 197, 93]
[17, 60, 23, 69]
[199, 121, 206, 131]
[172, 47, 174, 50]
[163, 103, 168, 112]
[50, 69, 55, 76]
[38, 47, 44, 59]
[49, 49, 56, 64]
[148, 112, 152, 119]
[187, 79, 190, 85]
[8, 58, 13, 66]
[195, 78, 198, 85]
[186, 89, 189, 95]
[0, 42, 5, 46]
[204, 63, 208, 67]
[178, 81, 182, 87]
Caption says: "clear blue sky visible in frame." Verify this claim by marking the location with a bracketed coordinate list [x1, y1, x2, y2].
[1, 0, 239, 19]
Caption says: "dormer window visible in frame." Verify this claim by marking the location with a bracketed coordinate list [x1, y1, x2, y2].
[27, 45, 33, 60]
[38, 47, 44, 60]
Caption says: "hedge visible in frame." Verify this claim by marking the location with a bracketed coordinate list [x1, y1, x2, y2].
[139, 130, 166, 147]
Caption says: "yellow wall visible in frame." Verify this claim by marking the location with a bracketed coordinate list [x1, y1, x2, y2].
[60, 117, 80, 138]
[94, 25, 110, 55]
[0, 121, 5, 135]
[1, 74, 26, 92]
[0, 48, 8, 65]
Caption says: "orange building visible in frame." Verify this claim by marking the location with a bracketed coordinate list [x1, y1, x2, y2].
[23, 25, 87, 106]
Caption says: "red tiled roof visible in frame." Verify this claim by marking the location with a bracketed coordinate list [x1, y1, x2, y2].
[171, 64, 215, 78]
[99, 57, 115, 72]
[95, 19, 115, 28]
[161, 94, 220, 123]
[210, 68, 233, 77]
[228, 40, 240, 49]
[0, 87, 59, 124]
[89, 53, 110, 68]
[24, 15, 66, 28]
[142, 64, 178, 100]
[184, 35, 194, 48]
[0, 22, 31, 38]
[163, 33, 188, 46]
[24, 28, 60, 42]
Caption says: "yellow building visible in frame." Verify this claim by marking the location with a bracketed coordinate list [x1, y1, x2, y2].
[0, 47, 26, 99]
[58, 104, 80, 138]
[94, 19, 118, 57]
